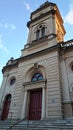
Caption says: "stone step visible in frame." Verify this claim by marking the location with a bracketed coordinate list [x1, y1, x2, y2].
[0, 119, 73, 130]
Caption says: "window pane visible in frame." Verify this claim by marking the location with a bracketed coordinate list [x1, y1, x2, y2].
[36, 73, 41, 77]
[41, 27, 45, 37]
[32, 77, 37, 82]
[31, 73, 43, 82]
[36, 30, 40, 39]
[38, 75, 43, 80]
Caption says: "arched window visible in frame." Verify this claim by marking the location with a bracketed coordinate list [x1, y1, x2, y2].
[31, 73, 43, 82]
[36, 24, 46, 40]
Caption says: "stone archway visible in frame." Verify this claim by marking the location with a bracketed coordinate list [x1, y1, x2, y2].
[1, 94, 12, 120]
[21, 64, 46, 120]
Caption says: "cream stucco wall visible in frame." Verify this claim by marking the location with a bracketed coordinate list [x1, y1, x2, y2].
[2, 49, 62, 119]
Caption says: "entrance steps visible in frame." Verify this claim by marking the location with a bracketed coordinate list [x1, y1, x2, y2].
[0, 119, 73, 130]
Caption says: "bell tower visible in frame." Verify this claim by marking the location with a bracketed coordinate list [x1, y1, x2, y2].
[21, 1, 66, 56]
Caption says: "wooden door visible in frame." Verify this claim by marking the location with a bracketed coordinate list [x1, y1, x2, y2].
[28, 89, 42, 120]
[1, 94, 11, 120]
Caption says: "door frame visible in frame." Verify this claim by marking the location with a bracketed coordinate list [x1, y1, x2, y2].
[22, 80, 46, 119]
[28, 89, 42, 120]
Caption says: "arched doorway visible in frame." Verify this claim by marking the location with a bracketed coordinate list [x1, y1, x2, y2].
[1, 94, 12, 120]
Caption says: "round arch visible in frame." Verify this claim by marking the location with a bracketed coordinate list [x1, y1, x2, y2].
[35, 22, 47, 32]
[24, 65, 46, 82]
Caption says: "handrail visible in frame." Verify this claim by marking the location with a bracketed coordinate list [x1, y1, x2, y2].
[6, 111, 40, 130]
[6, 111, 38, 130]
[6, 114, 30, 130]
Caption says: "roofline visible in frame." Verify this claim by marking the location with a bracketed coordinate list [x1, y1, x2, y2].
[30, 1, 56, 19]
[27, 9, 55, 28]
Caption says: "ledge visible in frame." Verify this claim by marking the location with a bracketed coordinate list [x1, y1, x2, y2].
[24, 34, 56, 49]
[23, 79, 47, 86]
[62, 99, 73, 104]
[24, 36, 48, 49]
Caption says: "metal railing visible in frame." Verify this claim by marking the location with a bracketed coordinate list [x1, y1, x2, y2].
[6, 116, 29, 130]
[6, 112, 36, 130]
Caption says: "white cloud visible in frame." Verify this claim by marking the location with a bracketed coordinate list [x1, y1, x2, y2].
[24, 1, 32, 12]
[0, 35, 9, 54]
[64, 3, 73, 25]
[0, 22, 16, 30]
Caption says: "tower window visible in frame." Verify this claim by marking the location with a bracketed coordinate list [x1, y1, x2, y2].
[31, 73, 43, 82]
[41, 27, 45, 37]
[36, 30, 40, 40]
[36, 24, 46, 40]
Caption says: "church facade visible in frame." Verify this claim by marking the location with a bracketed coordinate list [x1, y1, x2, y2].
[0, 1, 73, 121]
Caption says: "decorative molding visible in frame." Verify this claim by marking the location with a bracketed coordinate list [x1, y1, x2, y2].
[23, 78, 47, 86]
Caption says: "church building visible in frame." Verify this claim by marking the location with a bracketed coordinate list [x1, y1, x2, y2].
[0, 1, 73, 121]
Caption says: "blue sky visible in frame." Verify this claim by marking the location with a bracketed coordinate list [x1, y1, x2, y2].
[0, 0, 73, 87]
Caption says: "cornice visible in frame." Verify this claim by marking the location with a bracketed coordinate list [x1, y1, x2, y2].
[30, 2, 56, 18]
[2, 44, 59, 74]
[59, 39, 73, 51]
[2, 39, 73, 74]
[27, 9, 56, 28]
